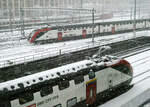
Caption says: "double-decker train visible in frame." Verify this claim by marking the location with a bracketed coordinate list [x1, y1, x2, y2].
[28, 18, 150, 44]
[0, 55, 133, 107]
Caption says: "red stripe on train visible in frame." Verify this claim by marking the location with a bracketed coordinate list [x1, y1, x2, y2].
[111, 59, 133, 73]
[27, 103, 36, 107]
[30, 28, 51, 43]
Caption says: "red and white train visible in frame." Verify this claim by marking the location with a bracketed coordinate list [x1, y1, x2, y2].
[0, 55, 133, 107]
[27, 18, 150, 44]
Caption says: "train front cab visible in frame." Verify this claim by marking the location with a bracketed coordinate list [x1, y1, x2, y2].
[111, 59, 133, 85]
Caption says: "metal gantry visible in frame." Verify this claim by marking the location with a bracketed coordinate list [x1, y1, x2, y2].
[133, 0, 136, 37]
[92, 8, 95, 43]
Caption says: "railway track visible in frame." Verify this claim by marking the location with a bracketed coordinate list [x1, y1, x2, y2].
[113, 43, 150, 58]
[0, 37, 150, 107]
[0, 36, 149, 82]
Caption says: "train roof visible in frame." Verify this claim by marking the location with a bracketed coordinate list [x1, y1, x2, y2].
[0, 55, 121, 92]
[38, 18, 149, 30]
[0, 60, 93, 91]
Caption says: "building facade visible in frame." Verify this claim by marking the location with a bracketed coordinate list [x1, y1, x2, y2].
[0, 0, 147, 19]
[0, 0, 83, 18]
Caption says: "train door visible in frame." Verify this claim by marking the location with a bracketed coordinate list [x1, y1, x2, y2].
[112, 26, 115, 34]
[82, 30, 86, 38]
[86, 79, 97, 105]
[58, 32, 62, 40]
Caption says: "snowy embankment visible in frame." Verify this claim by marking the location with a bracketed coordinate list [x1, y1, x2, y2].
[100, 79, 150, 107]
[0, 30, 149, 68]
[100, 49, 150, 107]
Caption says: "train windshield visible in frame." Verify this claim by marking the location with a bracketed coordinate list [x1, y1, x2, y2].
[112, 64, 131, 75]
[28, 30, 37, 40]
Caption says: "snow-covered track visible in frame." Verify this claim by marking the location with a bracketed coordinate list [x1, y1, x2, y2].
[0, 33, 137, 68]
[132, 69, 150, 84]
[99, 49, 150, 107]
[113, 43, 150, 58]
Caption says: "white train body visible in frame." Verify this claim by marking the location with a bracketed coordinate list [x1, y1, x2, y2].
[0, 56, 133, 107]
[28, 19, 150, 44]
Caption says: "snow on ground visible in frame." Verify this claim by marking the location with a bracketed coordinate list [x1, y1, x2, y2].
[100, 50, 150, 107]
[0, 30, 149, 68]
[126, 50, 150, 84]
[100, 78, 150, 107]
[0, 29, 32, 41]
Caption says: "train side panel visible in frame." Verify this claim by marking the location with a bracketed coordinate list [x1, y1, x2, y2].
[10, 66, 132, 107]
[28, 19, 150, 44]
[35, 30, 58, 41]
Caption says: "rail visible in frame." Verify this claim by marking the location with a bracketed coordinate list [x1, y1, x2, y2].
[125, 50, 150, 85]
[0, 35, 148, 68]
[0, 35, 126, 68]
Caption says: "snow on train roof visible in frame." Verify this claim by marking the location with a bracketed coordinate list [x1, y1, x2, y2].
[0, 60, 94, 91]
[36, 18, 146, 30]
[0, 55, 121, 91]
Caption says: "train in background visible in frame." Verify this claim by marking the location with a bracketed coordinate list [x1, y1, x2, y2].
[0, 55, 133, 107]
[28, 18, 150, 44]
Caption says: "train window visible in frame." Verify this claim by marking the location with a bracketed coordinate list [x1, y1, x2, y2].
[73, 26, 76, 30]
[112, 64, 130, 75]
[74, 75, 84, 85]
[79, 68, 90, 75]
[53, 104, 62, 107]
[72, 68, 75, 70]
[64, 28, 67, 31]
[92, 65, 106, 72]
[36, 32, 45, 39]
[58, 28, 62, 31]
[40, 86, 53, 97]
[58, 80, 70, 90]
[88, 69, 95, 79]
[67, 97, 77, 107]
[19, 92, 34, 104]
[28, 30, 36, 38]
